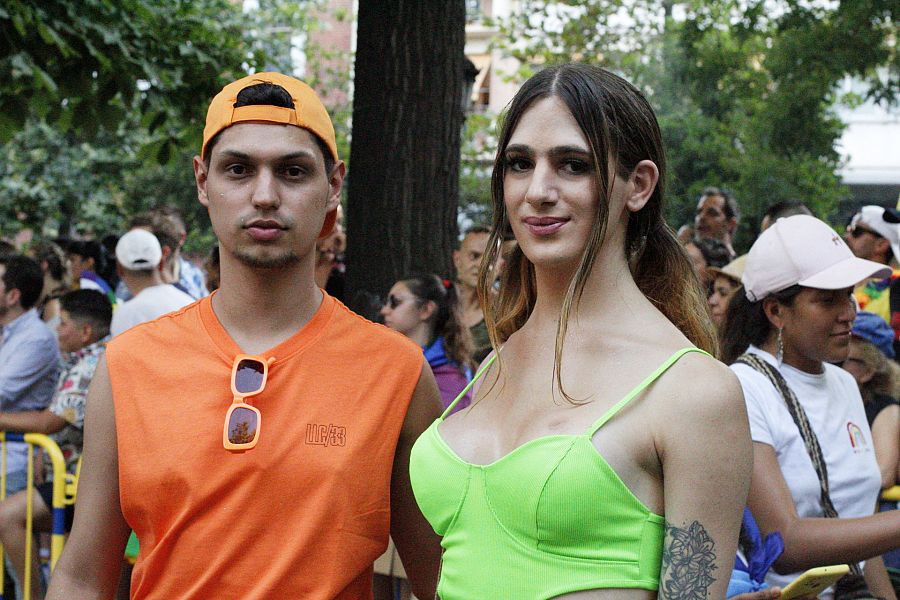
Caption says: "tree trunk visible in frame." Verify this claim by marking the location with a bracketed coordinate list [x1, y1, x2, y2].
[345, 0, 467, 318]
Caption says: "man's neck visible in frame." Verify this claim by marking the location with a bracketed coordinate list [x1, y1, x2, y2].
[125, 272, 166, 298]
[211, 259, 322, 355]
[458, 282, 484, 328]
[0, 306, 26, 328]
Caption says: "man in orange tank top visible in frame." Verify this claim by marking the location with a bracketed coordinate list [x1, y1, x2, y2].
[46, 73, 443, 600]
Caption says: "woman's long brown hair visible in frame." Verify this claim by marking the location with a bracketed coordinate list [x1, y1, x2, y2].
[478, 64, 717, 402]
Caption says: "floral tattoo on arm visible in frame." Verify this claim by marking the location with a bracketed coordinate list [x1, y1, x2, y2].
[659, 520, 717, 599]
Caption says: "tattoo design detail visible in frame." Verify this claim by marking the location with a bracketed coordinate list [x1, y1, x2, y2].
[660, 520, 717, 599]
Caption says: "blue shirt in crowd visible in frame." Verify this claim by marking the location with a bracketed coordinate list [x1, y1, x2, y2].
[0, 308, 60, 478]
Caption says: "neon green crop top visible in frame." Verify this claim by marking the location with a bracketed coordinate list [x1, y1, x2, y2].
[409, 347, 708, 599]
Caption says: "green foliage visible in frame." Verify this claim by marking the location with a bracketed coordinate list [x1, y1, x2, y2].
[489, 0, 897, 252]
[459, 111, 498, 226]
[0, 0, 353, 248]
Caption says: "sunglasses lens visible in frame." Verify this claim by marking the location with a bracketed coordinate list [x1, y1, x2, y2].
[234, 360, 265, 394]
[227, 406, 259, 445]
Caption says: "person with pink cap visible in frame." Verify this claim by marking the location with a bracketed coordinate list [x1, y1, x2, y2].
[720, 214, 900, 599]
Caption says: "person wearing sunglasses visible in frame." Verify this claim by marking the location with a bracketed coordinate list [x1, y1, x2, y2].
[409, 64, 751, 599]
[845, 205, 900, 356]
[46, 73, 443, 600]
[381, 273, 475, 413]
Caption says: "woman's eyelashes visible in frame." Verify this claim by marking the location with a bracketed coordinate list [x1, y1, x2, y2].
[503, 154, 593, 176]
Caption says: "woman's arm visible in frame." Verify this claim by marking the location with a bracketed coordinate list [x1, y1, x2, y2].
[657, 357, 753, 599]
[871, 403, 899, 489]
[864, 553, 898, 600]
[748, 442, 900, 573]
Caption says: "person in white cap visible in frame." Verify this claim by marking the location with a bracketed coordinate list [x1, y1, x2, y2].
[109, 228, 195, 337]
[719, 215, 899, 598]
[844, 205, 900, 347]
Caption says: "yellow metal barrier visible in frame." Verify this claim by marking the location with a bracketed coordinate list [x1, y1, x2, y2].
[883, 485, 900, 502]
[0, 432, 75, 600]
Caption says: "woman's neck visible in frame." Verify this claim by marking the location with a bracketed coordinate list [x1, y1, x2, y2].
[407, 324, 433, 349]
[528, 243, 643, 331]
[759, 334, 825, 375]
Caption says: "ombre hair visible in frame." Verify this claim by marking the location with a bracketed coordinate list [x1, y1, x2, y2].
[477, 64, 717, 400]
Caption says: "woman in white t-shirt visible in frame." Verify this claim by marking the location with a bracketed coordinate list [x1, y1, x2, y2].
[719, 215, 900, 599]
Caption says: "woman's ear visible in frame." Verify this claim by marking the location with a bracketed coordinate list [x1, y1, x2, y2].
[762, 297, 785, 330]
[418, 300, 437, 322]
[624, 160, 659, 213]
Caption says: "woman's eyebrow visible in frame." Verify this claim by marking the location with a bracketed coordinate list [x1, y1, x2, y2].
[504, 143, 591, 157]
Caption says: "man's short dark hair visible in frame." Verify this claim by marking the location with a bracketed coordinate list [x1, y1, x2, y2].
[67, 240, 108, 274]
[60, 289, 113, 340]
[0, 254, 44, 310]
[764, 200, 812, 222]
[701, 187, 740, 222]
[128, 213, 180, 253]
[204, 82, 335, 174]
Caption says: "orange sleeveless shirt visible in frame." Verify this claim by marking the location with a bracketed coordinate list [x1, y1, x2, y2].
[106, 293, 423, 599]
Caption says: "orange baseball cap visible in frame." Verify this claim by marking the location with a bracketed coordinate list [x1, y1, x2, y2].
[202, 72, 339, 237]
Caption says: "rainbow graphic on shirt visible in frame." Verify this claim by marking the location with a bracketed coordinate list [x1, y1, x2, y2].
[847, 422, 867, 452]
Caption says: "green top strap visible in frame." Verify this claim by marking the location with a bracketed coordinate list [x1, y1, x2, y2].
[440, 352, 498, 419]
[587, 347, 709, 436]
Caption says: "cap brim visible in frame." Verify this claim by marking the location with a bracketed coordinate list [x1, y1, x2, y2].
[706, 266, 741, 283]
[318, 209, 337, 239]
[798, 256, 891, 290]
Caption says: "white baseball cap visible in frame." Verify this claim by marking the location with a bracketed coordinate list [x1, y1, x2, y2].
[743, 215, 891, 301]
[848, 205, 900, 260]
[115, 229, 162, 271]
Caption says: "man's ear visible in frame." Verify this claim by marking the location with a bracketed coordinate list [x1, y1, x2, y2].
[875, 237, 890, 257]
[4, 287, 21, 309]
[193, 155, 210, 208]
[727, 217, 738, 235]
[624, 160, 659, 213]
[326, 161, 346, 213]
[79, 322, 94, 346]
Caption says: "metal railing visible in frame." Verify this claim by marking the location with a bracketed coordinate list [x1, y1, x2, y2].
[0, 433, 78, 600]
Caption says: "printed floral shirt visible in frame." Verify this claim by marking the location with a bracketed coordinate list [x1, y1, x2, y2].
[49, 338, 108, 475]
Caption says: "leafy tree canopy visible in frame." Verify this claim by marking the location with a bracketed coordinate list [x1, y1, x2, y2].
[486, 0, 898, 250]
[0, 0, 351, 250]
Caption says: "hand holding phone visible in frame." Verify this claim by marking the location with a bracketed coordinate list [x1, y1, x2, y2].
[780, 565, 850, 600]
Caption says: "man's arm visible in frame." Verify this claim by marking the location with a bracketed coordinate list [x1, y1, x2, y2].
[657, 357, 752, 600]
[0, 410, 67, 434]
[0, 337, 57, 408]
[46, 356, 131, 600]
[390, 359, 443, 600]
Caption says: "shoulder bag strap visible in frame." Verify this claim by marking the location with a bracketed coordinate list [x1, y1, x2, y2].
[735, 353, 863, 577]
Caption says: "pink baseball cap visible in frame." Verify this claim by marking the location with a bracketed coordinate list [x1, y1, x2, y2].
[742, 215, 891, 301]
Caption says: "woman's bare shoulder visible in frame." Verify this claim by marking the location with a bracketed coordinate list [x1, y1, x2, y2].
[652, 349, 745, 417]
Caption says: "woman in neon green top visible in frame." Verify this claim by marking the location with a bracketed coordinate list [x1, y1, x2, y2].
[409, 64, 753, 599]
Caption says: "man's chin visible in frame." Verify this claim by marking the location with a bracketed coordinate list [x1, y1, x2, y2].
[233, 249, 301, 270]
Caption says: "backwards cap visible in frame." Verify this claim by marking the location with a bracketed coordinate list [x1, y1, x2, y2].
[849, 205, 900, 261]
[202, 73, 339, 237]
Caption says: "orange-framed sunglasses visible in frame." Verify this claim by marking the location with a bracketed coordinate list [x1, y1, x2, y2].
[223, 354, 275, 452]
